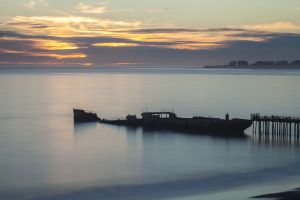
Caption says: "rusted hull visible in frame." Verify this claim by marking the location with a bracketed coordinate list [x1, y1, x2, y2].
[73, 109, 99, 123]
[100, 118, 252, 135]
[73, 109, 252, 135]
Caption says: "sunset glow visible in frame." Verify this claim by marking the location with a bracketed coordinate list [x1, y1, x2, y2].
[0, 0, 300, 66]
[35, 40, 79, 50]
[93, 43, 139, 47]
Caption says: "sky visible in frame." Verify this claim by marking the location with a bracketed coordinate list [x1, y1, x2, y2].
[0, 0, 300, 67]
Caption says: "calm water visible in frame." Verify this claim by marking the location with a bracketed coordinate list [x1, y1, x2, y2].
[1, 68, 300, 200]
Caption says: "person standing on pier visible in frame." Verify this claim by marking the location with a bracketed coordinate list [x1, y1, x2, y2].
[226, 113, 230, 120]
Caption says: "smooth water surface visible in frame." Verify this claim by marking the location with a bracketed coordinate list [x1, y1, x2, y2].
[0, 68, 300, 200]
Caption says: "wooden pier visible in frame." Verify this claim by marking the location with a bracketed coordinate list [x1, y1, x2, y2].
[251, 113, 300, 138]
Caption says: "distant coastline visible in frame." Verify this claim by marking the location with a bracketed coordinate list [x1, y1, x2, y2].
[204, 60, 300, 69]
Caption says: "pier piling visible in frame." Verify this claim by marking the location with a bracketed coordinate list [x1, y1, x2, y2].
[251, 114, 300, 138]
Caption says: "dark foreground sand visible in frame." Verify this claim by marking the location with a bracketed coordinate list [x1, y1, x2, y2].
[253, 188, 300, 200]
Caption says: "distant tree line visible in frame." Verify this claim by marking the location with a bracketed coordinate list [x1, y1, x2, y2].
[204, 60, 300, 69]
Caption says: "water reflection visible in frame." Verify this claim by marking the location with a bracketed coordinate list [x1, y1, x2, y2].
[74, 122, 300, 149]
[74, 123, 98, 135]
[252, 134, 300, 149]
[126, 125, 249, 139]
[69, 121, 300, 198]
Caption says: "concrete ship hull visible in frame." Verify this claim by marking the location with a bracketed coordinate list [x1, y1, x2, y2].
[73, 109, 99, 123]
[101, 118, 252, 135]
[73, 109, 252, 136]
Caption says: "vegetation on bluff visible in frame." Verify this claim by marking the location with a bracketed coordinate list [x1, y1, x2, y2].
[205, 60, 300, 69]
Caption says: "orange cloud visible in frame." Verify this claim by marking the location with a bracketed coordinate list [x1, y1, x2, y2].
[39, 53, 86, 59]
[243, 22, 299, 32]
[0, 48, 86, 59]
[93, 42, 138, 47]
[1, 14, 296, 53]
[1, 16, 141, 36]
[0, 49, 27, 54]
[0, 14, 278, 51]
[0, 37, 80, 50]
[34, 39, 79, 50]
[0, 61, 91, 66]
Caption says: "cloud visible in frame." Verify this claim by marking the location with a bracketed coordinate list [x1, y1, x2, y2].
[0, 16, 142, 36]
[147, 8, 168, 13]
[33, 52, 86, 59]
[125, 28, 245, 34]
[0, 60, 92, 67]
[126, 28, 200, 34]
[0, 31, 88, 66]
[110, 28, 272, 50]
[1, 18, 293, 52]
[1, 31, 300, 67]
[93, 42, 139, 47]
[1, 17, 300, 67]
[243, 22, 299, 32]
[0, 31, 31, 38]
[34, 39, 80, 50]
[92, 34, 300, 66]
[2, 50, 87, 59]
[24, 0, 36, 9]
[23, 0, 48, 9]
[2, 15, 280, 51]
[0, 36, 80, 50]
[76, 3, 107, 14]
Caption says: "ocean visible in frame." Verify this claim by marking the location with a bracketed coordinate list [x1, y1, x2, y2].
[1, 67, 300, 200]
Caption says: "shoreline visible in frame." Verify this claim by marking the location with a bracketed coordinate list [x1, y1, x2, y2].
[253, 188, 300, 200]
[1, 67, 300, 76]
[2, 167, 300, 200]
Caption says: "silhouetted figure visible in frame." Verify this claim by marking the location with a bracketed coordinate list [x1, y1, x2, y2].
[226, 113, 229, 120]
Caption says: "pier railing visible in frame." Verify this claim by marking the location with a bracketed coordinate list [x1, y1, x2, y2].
[251, 113, 300, 137]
